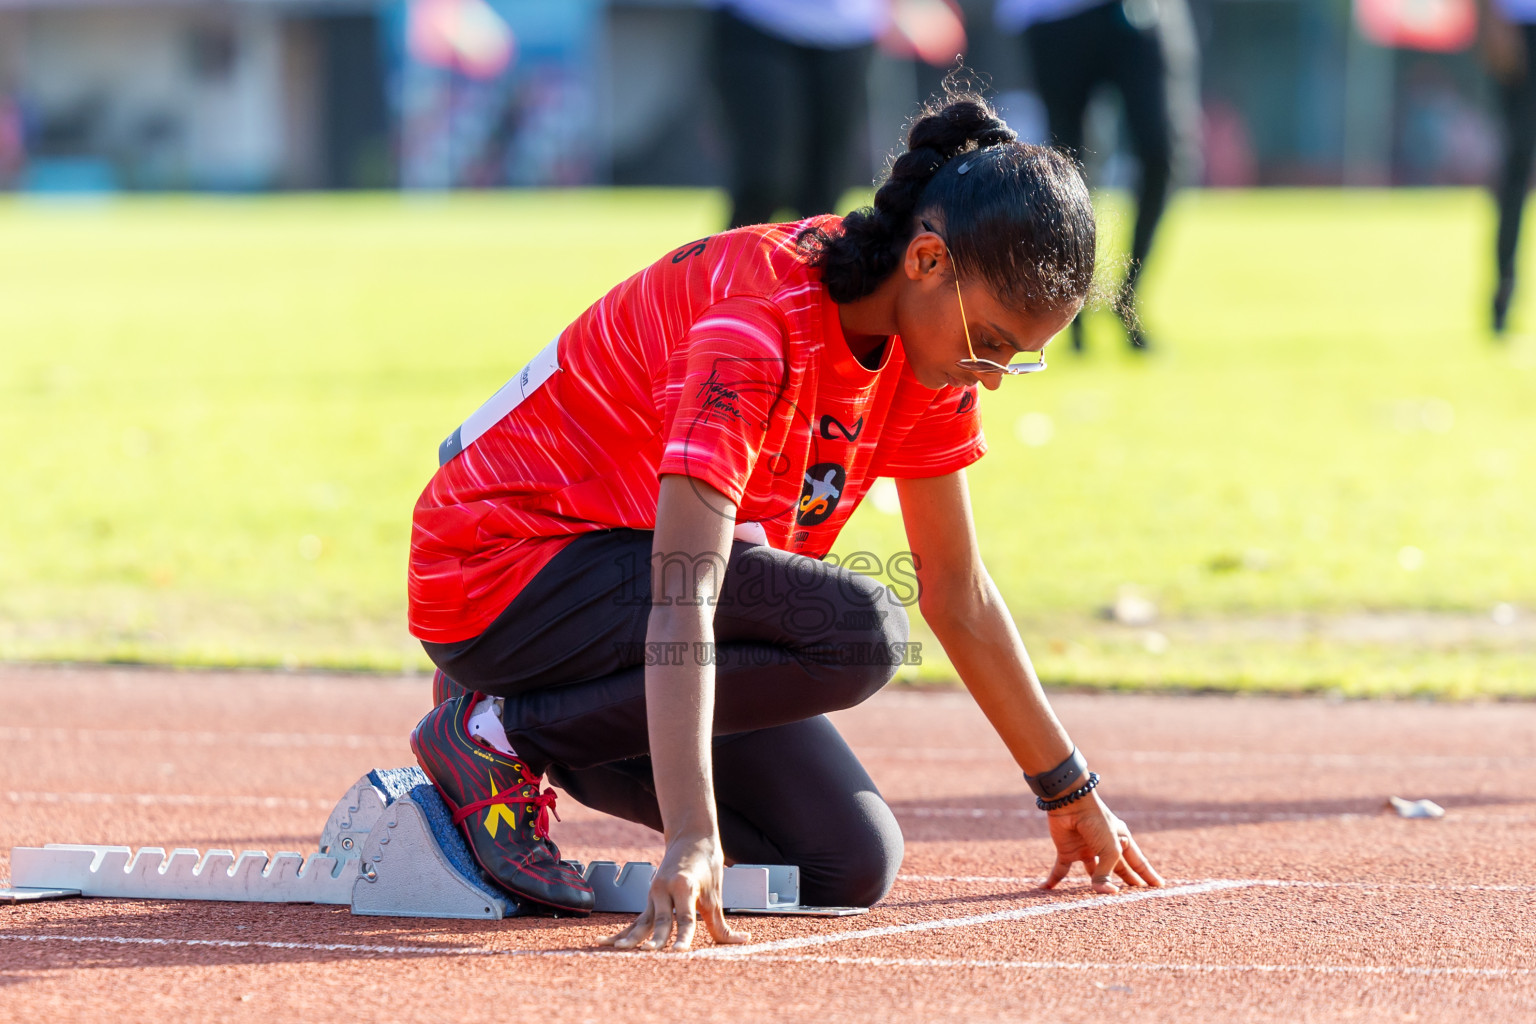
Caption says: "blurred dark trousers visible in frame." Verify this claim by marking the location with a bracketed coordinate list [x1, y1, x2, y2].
[1026, 0, 1173, 288]
[712, 11, 873, 228]
[420, 527, 910, 906]
[1495, 24, 1536, 284]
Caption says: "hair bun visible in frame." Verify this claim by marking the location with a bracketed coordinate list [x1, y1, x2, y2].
[797, 83, 1095, 314]
[908, 98, 1017, 164]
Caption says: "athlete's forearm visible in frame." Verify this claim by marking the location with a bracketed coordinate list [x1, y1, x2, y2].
[644, 605, 719, 842]
[647, 474, 737, 845]
[926, 573, 1077, 782]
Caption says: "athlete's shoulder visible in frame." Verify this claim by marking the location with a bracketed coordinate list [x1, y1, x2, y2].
[659, 216, 841, 297]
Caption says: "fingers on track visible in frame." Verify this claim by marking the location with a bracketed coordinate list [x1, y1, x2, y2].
[1042, 854, 1074, 889]
[1121, 834, 1165, 887]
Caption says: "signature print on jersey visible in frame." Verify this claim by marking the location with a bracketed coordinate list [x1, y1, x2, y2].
[696, 367, 743, 422]
[797, 462, 846, 527]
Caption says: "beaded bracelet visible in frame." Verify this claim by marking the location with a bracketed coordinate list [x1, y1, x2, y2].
[1036, 771, 1100, 812]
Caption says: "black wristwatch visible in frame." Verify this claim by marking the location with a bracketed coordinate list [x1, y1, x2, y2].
[1022, 746, 1088, 800]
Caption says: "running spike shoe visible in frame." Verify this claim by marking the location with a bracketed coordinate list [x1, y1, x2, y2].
[431, 667, 470, 706]
[409, 695, 594, 916]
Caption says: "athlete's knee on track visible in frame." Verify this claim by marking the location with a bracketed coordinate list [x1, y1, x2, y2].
[802, 797, 904, 909]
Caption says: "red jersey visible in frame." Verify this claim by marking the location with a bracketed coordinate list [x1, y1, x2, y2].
[409, 218, 987, 642]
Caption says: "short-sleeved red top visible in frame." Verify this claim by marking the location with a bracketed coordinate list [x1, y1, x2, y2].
[408, 217, 987, 642]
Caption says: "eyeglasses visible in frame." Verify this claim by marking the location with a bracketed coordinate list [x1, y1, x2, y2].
[921, 220, 1047, 378]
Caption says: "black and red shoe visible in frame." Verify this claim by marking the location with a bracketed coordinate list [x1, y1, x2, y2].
[430, 667, 470, 706]
[409, 695, 594, 916]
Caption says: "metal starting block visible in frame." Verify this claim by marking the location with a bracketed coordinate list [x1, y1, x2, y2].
[563, 860, 829, 915]
[5, 766, 865, 919]
[9, 845, 355, 905]
[9, 767, 510, 919]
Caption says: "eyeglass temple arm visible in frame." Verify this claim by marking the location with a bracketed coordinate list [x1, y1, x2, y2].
[955, 276, 978, 361]
[919, 219, 979, 362]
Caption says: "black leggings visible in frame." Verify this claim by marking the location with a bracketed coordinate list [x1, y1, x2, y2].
[1025, 1, 1173, 290]
[711, 10, 873, 229]
[1496, 25, 1536, 286]
[421, 528, 911, 907]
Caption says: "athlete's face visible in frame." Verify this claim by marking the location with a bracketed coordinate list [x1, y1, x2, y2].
[896, 230, 1077, 392]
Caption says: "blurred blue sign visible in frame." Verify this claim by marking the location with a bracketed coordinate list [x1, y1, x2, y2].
[387, 0, 600, 188]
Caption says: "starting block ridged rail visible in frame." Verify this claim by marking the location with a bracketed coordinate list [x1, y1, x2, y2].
[2, 766, 865, 919]
[9, 845, 355, 905]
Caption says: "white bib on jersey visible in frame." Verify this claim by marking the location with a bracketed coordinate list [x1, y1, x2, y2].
[438, 337, 562, 465]
[438, 336, 773, 548]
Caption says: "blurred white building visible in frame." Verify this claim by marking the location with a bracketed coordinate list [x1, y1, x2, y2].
[0, 1, 387, 189]
[0, 0, 1505, 191]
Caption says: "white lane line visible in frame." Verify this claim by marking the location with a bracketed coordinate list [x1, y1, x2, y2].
[688, 880, 1257, 958]
[5, 791, 322, 810]
[5, 935, 1524, 980]
[730, 954, 1534, 979]
[901, 876, 1536, 894]
[0, 727, 401, 749]
[6, 877, 1531, 975]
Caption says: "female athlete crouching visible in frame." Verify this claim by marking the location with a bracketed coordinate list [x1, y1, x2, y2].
[405, 89, 1163, 951]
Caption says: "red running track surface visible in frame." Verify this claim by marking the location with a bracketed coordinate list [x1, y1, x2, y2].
[2, 666, 1533, 1023]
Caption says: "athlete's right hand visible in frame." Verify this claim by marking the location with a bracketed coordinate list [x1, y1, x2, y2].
[1042, 790, 1163, 894]
[599, 833, 751, 952]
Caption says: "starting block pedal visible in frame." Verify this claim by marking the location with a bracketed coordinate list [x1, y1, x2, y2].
[316, 770, 391, 861]
[5, 766, 865, 919]
[346, 767, 515, 920]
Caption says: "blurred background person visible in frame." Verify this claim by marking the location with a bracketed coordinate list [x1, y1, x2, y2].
[711, 0, 889, 228]
[995, 0, 1199, 352]
[1483, 0, 1536, 335]
[0, 84, 24, 189]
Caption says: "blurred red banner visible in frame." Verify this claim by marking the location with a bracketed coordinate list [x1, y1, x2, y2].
[1355, 0, 1477, 53]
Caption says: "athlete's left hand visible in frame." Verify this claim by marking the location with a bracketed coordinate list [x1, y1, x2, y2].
[599, 832, 751, 952]
[1041, 790, 1164, 894]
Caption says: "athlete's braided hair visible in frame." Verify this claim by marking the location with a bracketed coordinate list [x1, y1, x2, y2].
[799, 88, 1095, 314]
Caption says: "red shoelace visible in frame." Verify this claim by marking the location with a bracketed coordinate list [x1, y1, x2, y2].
[451, 760, 562, 841]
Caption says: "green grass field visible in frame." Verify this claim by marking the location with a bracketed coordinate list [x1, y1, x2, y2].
[2, 189, 1533, 696]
